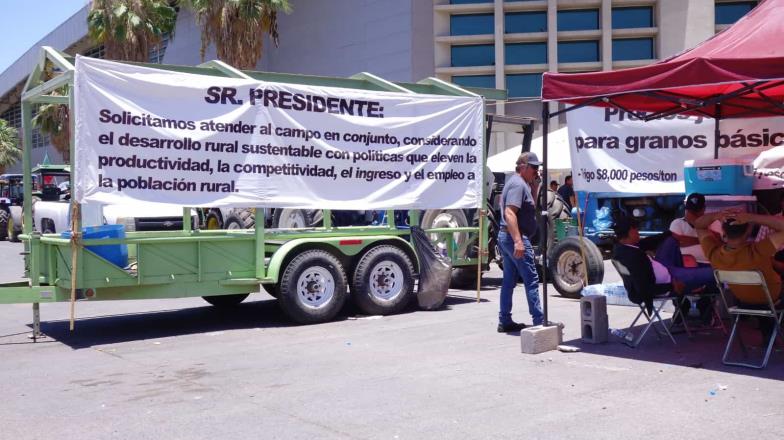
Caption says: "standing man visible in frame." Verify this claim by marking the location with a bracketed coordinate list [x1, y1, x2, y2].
[549, 180, 559, 192]
[497, 152, 544, 332]
[558, 175, 576, 211]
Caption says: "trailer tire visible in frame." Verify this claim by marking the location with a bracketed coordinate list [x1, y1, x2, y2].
[0, 208, 9, 241]
[420, 209, 469, 256]
[202, 293, 249, 307]
[272, 209, 321, 229]
[279, 249, 348, 324]
[351, 245, 414, 315]
[548, 236, 604, 298]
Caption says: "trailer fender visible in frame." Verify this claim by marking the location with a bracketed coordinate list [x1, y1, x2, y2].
[265, 235, 415, 283]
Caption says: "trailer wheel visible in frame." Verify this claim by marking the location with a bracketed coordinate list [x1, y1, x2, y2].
[548, 236, 604, 298]
[272, 209, 321, 228]
[351, 245, 414, 315]
[0, 208, 9, 241]
[279, 249, 347, 324]
[202, 293, 249, 307]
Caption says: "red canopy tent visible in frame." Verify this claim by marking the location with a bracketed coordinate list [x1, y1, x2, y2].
[536, 0, 781, 324]
[542, 0, 784, 120]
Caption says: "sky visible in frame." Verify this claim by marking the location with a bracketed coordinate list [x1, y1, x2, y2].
[0, 1, 89, 74]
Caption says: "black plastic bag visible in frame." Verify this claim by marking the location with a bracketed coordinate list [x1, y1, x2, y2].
[410, 226, 452, 310]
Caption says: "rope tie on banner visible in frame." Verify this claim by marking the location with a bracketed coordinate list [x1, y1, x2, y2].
[69, 202, 81, 331]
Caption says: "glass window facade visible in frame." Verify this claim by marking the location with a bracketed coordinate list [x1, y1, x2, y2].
[450, 13, 494, 36]
[507, 73, 543, 97]
[451, 44, 495, 67]
[558, 41, 599, 63]
[557, 9, 599, 31]
[505, 42, 547, 65]
[505, 11, 547, 33]
[612, 6, 654, 29]
[450, 0, 488, 4]
[452, 75, 496, 89]
[612, 38, 654, 61]
[715, 1, 758, 25]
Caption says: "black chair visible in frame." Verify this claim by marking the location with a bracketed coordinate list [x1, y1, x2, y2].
[611, 259, 677, 347]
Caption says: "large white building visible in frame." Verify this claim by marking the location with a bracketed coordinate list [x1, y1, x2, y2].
[0, 0, 760, 171]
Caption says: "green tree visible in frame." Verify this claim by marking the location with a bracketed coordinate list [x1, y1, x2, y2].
[87, 0, 178, 62]
[188, 0, 292, 70]
[0, 119, 22, 173]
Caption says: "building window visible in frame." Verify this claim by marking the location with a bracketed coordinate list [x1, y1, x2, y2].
[558, 41, 599, 63]
[612, 38, 654, 61]
[450, 0, 488, 4]
[557, 9, 600, 31]
[148, 34, 170, 63]
[612, 6, 654, 29]
[505, 11, 547, 33]
[1, 104, 21, 131]
[507, 73, 543, 97]
[450, 13, 494, 36]
[83, 45, 105, 59]
[451, 44, 495, 67]
[452, 75, 496, 89]
[715, 1, 758, 25]
[505, 42, 547, 65]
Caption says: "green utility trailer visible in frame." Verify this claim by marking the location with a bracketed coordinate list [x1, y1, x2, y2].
[1, 47, 509, 336]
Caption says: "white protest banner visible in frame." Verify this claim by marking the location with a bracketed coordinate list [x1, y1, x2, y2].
[74, 57, 484, 209]
[567, 107, 784, 193]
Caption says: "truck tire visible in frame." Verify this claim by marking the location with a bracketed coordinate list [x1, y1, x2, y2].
[0, 208, 9, 241]
[548, 236, 604, 298]
[272, 209, 321, 228]
[278, 249, 348, 324]
[420, 209, 469, 255]
[202, 293, 249, 307]
[204, 210, 222, 229]
[224, 209, 255, 230]
[351, 245, 415, 315]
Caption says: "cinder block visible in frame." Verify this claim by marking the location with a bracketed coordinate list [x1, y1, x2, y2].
[581, 315, 608, 344]
[520, 324, 562, 354]
[581, 295, 607, 321]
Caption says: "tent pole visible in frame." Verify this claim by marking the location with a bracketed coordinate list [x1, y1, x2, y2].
[541, 103, 549, 326]
[714, 104, 722, 159]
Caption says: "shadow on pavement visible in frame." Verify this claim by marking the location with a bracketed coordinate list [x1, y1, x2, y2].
[563, 322, 784, 381]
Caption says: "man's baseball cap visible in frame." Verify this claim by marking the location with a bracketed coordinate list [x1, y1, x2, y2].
[516, 151, 542, 167]
[684, 193, 706, 212]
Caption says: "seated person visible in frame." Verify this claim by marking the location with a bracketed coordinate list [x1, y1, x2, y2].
[670, 193, 710, 266]
[613, 216, 716, 316]
[755, 192, 784, 275]
[697, 211, 784, 305]
[696, 211, 784, 341]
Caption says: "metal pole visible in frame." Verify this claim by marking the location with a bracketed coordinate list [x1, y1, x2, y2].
[714, 104, 722, 159]
[541, 103, 549, 326]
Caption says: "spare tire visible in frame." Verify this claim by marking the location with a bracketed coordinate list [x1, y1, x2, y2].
[272, 209, 322, 228]
[548, 236, 604, 298]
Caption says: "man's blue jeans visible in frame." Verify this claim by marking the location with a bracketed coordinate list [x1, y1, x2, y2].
[498, 231, 544, 326]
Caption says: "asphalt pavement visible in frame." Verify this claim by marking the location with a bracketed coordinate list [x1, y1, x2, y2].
[0, 240, 782, 439]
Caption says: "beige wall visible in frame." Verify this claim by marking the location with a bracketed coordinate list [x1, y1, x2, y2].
[658, 0, 715, 59]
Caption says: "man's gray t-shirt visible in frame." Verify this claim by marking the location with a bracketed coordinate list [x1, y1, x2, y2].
[500, 174, 537, 238]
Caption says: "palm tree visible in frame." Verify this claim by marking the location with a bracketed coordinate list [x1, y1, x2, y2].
[188, 0, 292, 70]
[0, 119, 22, 173]
[87, 0, 178, 62]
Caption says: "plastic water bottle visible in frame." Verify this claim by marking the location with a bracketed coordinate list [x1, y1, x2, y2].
[611, 328, 635, 344]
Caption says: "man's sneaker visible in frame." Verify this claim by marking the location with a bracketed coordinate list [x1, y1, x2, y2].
[497, 322, 527, 333]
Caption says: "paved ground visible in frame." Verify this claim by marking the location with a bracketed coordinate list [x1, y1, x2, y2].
[0, 240, 782, 439]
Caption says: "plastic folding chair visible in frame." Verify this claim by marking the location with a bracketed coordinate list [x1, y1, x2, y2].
[713, 270, 784, 369]
[611, 259, 677, 347]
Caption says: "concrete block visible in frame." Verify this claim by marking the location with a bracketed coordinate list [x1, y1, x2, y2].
[581, 314, 608, 344]
[581, 295, 607, 321]
[520, 324, 562, 354]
